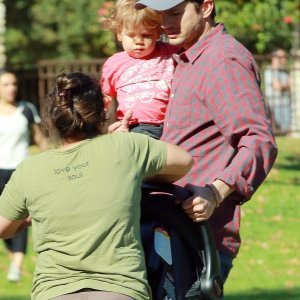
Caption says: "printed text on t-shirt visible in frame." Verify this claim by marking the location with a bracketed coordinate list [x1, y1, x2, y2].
[53, 161, 90, 181]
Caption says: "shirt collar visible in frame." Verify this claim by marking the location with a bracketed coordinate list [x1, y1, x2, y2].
[174, 23, 226, 64]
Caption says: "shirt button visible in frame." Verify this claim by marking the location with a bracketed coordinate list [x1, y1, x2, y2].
[166, 123, 169, 127]
[171, 94, 174, 98]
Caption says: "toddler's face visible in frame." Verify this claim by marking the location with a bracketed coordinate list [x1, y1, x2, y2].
[118, 25, 160, 59]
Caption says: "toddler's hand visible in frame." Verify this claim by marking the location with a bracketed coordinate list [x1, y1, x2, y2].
[108, 110, 133, 133]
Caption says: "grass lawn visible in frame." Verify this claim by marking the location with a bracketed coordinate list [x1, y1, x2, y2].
[226, 136, 300, 300]
[0, 136, 299, 299]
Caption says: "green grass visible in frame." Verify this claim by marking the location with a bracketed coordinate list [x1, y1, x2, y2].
[226, 136, 300, 300]
[0, 137, 299, 299]
[0, 237, 34, 299]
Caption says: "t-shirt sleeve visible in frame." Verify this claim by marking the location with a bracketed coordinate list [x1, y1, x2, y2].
[131, 133, 167, 178]
[100, 56, 118, 98]
[21, 101, 41, 125]
[116, 133, 167, 178]
[0, 165, 29, 220]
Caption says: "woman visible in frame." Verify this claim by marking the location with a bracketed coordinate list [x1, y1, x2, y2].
[0, 70, 47, 282]
[0, 72, 193, 300]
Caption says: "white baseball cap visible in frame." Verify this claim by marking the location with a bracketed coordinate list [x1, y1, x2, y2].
[135, 0, 185, 11]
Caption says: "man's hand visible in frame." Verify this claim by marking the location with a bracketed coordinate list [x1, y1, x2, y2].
[108, 110, 133, 133]
[182, 184, 217, 222]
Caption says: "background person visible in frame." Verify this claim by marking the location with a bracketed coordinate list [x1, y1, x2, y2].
[134, 0, 278, 295]
[0, 71, 193, 300]
[0, 70, 47, 282]
[264, 48, 292, 134]
[100, 0, 177, 139]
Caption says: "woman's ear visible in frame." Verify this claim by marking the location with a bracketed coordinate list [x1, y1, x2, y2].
[201, 0, 214, 19]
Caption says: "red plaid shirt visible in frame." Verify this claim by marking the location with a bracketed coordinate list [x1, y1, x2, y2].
[161, 23, 278, 257]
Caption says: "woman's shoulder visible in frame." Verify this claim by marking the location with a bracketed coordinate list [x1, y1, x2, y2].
[15, 151, 51, 175]
[95, 133, 151, 151]
[105, 132, 149, 142]
[106, 132, 164, 153]
[24, 150, 50, 162]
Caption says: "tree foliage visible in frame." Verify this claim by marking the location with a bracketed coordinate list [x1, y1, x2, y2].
[5, 0, 115, 68]
[215, 0, 299, 54]
[4, 0, 299, 68]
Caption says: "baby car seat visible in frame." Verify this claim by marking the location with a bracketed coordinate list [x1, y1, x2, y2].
[141, 184, 223, 300]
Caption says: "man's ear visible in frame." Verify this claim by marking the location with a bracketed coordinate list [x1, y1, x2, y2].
[201, 0, 214, 18]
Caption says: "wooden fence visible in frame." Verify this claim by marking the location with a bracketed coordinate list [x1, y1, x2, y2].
[14, 68, 39, 110]
[37, 58, 107, 112]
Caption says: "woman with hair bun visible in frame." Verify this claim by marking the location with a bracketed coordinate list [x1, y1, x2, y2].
[0, 72, 193, 300]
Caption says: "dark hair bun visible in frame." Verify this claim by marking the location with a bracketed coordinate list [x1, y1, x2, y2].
[46, 72, 105, 141]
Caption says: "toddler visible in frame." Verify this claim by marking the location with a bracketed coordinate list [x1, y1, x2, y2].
[100, 0, 176, 139]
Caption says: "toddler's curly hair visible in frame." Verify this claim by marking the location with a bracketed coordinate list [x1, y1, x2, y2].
[101, 0, 161, 37]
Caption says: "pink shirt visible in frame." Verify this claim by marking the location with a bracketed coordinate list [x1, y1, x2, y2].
[101, 42, 175, 125]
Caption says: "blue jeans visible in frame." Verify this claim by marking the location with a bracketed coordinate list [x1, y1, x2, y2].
[219, 251, 234, 299]
[130, 124, 163, 140]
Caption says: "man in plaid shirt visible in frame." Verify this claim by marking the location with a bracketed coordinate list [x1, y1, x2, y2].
[109, 0, 278, 293]
[134, 0, 278, 288]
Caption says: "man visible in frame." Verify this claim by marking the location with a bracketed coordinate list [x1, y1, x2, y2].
[133, 0, 278, 288]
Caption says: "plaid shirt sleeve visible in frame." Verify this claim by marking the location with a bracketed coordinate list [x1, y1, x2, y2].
[204, 57, 278, 200]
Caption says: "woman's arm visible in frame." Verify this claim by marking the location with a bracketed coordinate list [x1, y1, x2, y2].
[0, 215, 31, 239]
[145, 142, 193, 183]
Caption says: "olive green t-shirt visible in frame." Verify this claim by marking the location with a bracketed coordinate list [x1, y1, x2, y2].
[0, 133, 167, 300]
